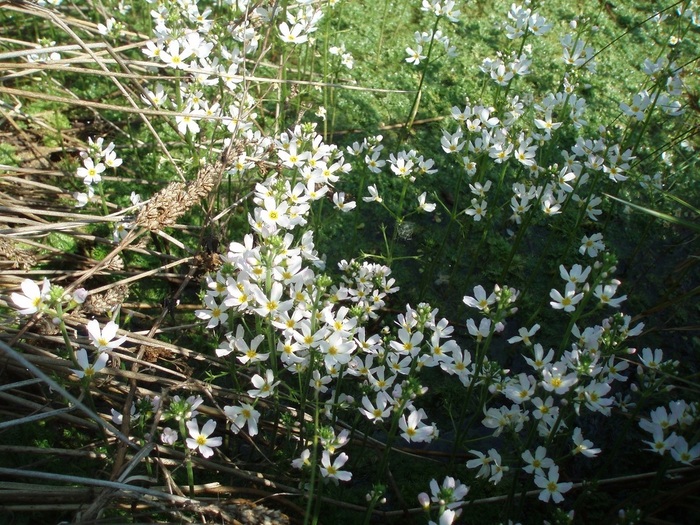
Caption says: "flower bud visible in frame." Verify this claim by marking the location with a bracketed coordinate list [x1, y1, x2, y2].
[418, 492, 430, 509]
[73, 288, 88, 304]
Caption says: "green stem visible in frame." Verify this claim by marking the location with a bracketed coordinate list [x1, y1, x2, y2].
[375, 0, 391, 62]
[376, 397, 409, 479]
[96, 182, 108, 216]
[303, 388, 321, 525]
[405, 15, 442, 133]
[179, 418, 195, 495]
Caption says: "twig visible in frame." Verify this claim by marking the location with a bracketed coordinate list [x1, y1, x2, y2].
[0, 339, 139, 449]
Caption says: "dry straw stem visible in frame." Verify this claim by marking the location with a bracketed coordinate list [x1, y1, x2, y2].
[0, 339, 138, 448]
[0, 4, 185, 181]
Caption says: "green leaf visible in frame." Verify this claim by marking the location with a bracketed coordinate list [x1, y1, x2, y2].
[604, 193, 700, 233]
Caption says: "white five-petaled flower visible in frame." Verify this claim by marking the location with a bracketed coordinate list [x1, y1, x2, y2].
[279, 22, 308, 44]
[160, 40, 193, 70]
[521, 446, 554, 476]
[464, 198, 488, 221]
[559, 264, 591, 285]
[429, 475, 469, 509]
[405, 45, 426, 65]
[534, 465, 572, 503]
[417, 192, 436, 212]
[87, 319, 127, 351]
[359, 392, 392, 422]
[185, 418, 222, 458]
[320, 451, 352, 481]
[572, 427, 601, 457]
[196, 295, 228, 328]
[72, 348, 109, 379]
[11, 278, 50, 315]
[594, 282, 627, 308]
[259, 196, 291, 229]
[77, 158, 105, 184]
[549, 282, 584, 312]
[466, 449, 492, 478]
[248, 369, 279, 399]
[670, 437, 700, 465]
[399, 408, 434, 443]
[463, 285, 497, 312]
[224, 403, 260, 436]
[580, 232, 605, 257]
[639, 347, 664, 370]
[643, 426, 678, 455]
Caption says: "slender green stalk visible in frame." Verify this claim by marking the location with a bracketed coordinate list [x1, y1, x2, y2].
[375, 0, 391, 62]
[405, 15, 442, 133]
[303, 387, 321, 525]
[178, 418, 195, 495]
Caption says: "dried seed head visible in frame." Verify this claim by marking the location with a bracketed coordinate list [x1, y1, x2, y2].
[136, 161, 223, 231]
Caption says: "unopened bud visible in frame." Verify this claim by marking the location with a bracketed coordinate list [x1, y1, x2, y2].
[73, 288, 88, 304]
[418, 492, 430, 509]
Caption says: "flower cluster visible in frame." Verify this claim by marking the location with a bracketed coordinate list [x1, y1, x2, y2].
[418, 475, 469, 524]
[41, 0, 698, 519]
[638, 398, 699, 463]
[464, 278, 643, 501]
[74, 136, 122, 207]
[10, 277, 129, 383]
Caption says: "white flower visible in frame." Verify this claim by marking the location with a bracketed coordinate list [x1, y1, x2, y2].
[594, 282, 627, 308]
[463, 285, 497, 312]
[572, 427, 601, 457]
[320, 451, 352, 481]
[333, 192, 356, 212]
[417, 192, 436, 212]
[670, 437, 700, 465]
[464, 198, 487, 221]
[521, 446, 554, 476]
[405, 45, 426, 65]
[429, 476, 469, 509]
[549, 282, 584, 312]
[111, 403, 138, 425]
[643, 426, 678, 455]
[224, 403, 260, 436]
[77, 158, 105, 185]
[11, 278, 50, 315]
[248, 369, 279, 399]
[72, 348, 109, 379]
[292, 448, 311, 469]
[195, 295, 229, 328]
[279, 22, 308, 44]
[161, 427, 178, 445]
[535, 466, 572, 503]
[363, 184, 383, 202]
[160, 41, 193, 70]
[87, 319, 127, 351]
[399, 408, 435, 443]
[186, 419, 222, 458]
[580, 232, 605, 257]
[97, 17, 117, 36]
[74, 187, 95, 207]
[176, 106, 204, 135]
